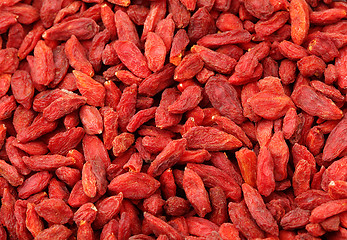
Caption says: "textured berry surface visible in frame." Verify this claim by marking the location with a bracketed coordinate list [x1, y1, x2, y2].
[0, 0, 346, 239]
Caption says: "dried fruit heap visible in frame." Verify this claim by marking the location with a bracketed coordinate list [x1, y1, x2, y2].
[0, 0, 346, 239]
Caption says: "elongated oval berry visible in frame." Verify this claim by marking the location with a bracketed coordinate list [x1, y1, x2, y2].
[291, 85, 343, 121]
[145, 32, 166, 72]
[183, 126, 243, 151]
[43, 94, 87, 121]
[249, 91, 295, 120]
[289, 0, 310, 45]
[65, 35, 94, 77]
[168, 86, 203, 114]
[115, 10, 140, 47]
[242, 183, 279, 236]
[35, 198, 73, 224]
[93, 192, 123, 229]
[114, 40, 152, 78]
[228, 201, 265, 239]
[187, 163, 241, 201]
[73, 70, 106, 107]
[323, 116, 347, 163]
[34, 224, 72, 240]
[183, 167, 211, 217]
[22, 155, 75, 171]
[42, 18, 99, 40]
[205, 75, 245, 124]
[174, 53, 204, 82]
[32, 40, 55, 86]
[0, 159, 24, 186]
[11, 70, 34, 109]
[144, 212, 184, 240]
[17, 171, 52, 199]
[148, 139, 187, 177]
[108, 172, 160, 199]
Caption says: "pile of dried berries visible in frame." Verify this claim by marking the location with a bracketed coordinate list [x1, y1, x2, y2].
[0, 0, 347, 239]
